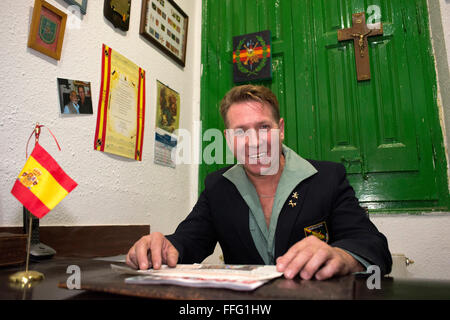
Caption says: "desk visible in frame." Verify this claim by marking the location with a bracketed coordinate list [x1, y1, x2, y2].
[1, 257, 450, 300]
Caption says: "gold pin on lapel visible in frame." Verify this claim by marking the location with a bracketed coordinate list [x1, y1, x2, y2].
[292, 192, 299, 199]
[288, 200, 297, 208]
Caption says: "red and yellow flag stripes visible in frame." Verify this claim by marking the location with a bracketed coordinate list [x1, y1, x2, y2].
[135, 68, 145, 161]
[232, 46, 271, 63]
[94, 44, 112, 152]
[11, 143, 77, 219]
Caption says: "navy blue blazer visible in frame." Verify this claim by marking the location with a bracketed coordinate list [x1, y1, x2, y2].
[166, 160, 392, 275]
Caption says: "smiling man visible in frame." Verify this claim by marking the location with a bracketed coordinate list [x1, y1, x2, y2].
[126, 85, 392, 280]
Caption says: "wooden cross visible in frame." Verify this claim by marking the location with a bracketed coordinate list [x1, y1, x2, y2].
[337, 12, 383, 81]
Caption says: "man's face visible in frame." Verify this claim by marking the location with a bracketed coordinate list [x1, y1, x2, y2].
[70, 92, 78, 103]
[225, 100, 284, 176]
[78, 87, 85, 100]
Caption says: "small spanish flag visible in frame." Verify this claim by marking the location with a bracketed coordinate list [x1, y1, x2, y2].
[11, 143, 77, 219]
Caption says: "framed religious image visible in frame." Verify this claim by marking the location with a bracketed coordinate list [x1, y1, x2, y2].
[57, 78, 93, 115]
[156, 80, 180, 134]
[63, 0, 88, 15]
[104, 0, 131, 31]
[27, 0, 67, 61]
[139, 0, 189, 67]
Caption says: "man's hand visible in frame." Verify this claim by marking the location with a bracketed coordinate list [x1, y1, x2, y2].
[126, 232, 179, 270]
[276, 235, 364, 280]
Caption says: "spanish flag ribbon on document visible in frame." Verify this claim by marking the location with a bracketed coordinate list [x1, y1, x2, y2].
[11, 143, 77, 219]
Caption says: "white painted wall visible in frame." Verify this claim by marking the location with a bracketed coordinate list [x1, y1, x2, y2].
[371, 214, 450, 280]
[1, 0, 449, 281]
[441, 0, 450, 69]
[0, 0, 201, 235]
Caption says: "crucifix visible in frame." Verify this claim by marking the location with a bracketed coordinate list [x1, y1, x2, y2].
[337, 12, 383, 81]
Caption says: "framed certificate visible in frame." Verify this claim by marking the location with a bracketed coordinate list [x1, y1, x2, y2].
[27, 0, 67, 61]
[139, 0, 189, 67]
[94, 45, 146, 161]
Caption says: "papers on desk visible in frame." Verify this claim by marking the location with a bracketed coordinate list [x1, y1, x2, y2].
[111, 264, 283, 291]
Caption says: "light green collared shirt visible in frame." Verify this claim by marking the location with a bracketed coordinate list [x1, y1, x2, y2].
[223, 145, 317, 264]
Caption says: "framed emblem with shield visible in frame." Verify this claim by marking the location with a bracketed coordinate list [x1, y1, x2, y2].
[27, 0, 67, 60]
[233, 30, 272, 83]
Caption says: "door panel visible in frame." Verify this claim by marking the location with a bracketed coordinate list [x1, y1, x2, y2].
[362, 2, 419, 173]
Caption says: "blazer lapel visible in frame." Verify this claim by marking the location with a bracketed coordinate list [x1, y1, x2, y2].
[274, 178, 313, 258]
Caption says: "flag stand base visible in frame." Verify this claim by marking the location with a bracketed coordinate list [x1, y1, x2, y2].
[9, 270, 44, 286]
[9, 210, 45, 287]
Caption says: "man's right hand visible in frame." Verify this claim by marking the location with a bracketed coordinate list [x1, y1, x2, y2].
[126, 232, 179, 270]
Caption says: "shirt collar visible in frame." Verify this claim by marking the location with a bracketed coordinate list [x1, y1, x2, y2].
[223, 144, 317, 187]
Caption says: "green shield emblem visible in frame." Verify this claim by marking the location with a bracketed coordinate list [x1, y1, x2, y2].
[39, 16, 57, 44]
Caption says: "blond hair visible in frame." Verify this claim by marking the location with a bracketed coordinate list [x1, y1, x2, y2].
[219, 85, 280, 127]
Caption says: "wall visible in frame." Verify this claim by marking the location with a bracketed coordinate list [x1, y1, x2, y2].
[370, 214, 450, 280]
[0, 0, 201, 236]
[441, 0, 450, 70]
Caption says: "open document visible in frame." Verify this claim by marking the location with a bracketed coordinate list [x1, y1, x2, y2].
[111, 264, 283, 291]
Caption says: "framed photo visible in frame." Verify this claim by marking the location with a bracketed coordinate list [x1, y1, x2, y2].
[63, 0, 88, 15]
[28, 0, 67, 60]
[57, 78, 93, 115]
[139, 0, 189, 67]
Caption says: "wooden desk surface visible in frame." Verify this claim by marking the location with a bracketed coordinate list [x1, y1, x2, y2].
[1, 257, 450, 301]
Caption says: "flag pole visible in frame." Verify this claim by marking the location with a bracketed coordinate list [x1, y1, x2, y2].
[9, 123, 45, 286]
[24, 211, 33, 273]
[24, 123, 39, 274]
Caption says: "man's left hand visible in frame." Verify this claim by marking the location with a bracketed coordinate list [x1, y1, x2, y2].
[276, 235, 364, 280]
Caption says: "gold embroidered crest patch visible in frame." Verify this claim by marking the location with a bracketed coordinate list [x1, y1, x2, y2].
[304, 221, 329, 243]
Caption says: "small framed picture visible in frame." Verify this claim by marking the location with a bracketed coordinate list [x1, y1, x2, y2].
[57, 78, 93, 115]
[140, 0, 188, 67]
[104, 0, 131, 31]
[63, 0, 88, 15]
[28, 0, 67, 60]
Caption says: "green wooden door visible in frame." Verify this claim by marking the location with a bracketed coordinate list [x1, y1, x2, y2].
[200, 0, 449, 211]
[200, 0, 299, 180]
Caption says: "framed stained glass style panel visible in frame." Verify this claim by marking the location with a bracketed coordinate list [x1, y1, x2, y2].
[27, 0, 67, 61]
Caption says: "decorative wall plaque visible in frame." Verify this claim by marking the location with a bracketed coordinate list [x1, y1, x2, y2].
[233, 30, 272, 83]
[104, 0, 131, 31]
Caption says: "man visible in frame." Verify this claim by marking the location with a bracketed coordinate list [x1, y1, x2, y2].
[77, 86, 93, 114]
[63, 91, 80, 114]
[127, 85, 392, 280]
